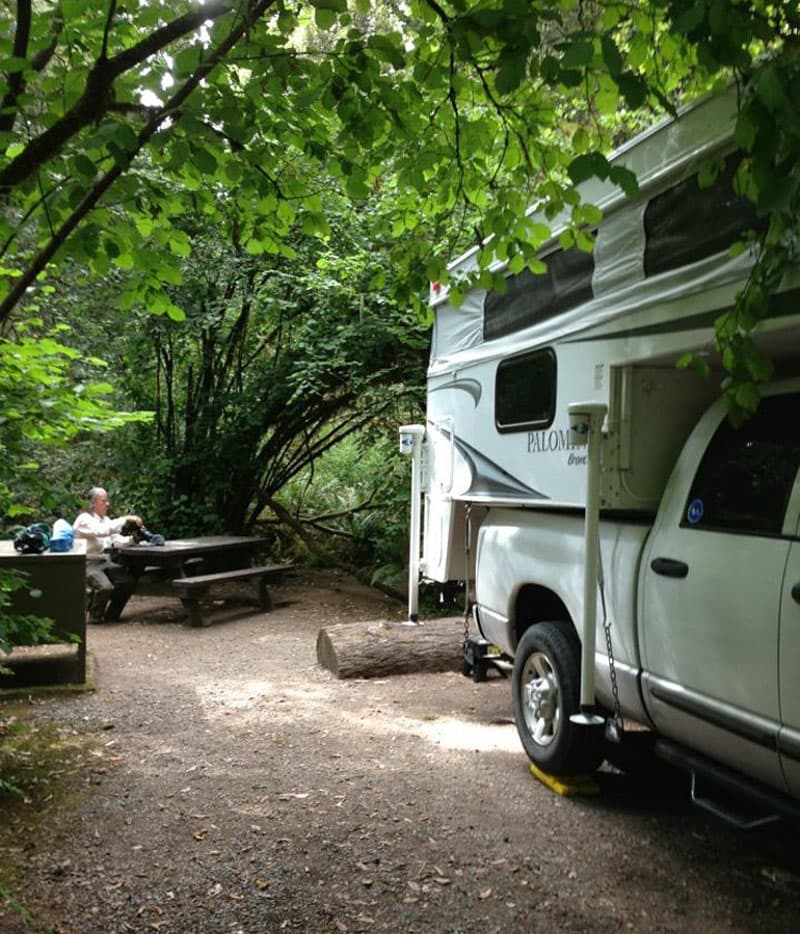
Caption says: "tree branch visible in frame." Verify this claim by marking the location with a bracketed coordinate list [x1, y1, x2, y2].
[0, 0, 32, 134]
[0, 0, 278, 324]
[0, 0, 240, 197]
[101, 0, 117, 60]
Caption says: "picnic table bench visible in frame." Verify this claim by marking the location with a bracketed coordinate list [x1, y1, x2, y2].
[172, 562, 294, 627]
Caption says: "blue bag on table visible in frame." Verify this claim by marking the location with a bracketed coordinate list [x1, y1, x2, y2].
[49, 518, 75, 553]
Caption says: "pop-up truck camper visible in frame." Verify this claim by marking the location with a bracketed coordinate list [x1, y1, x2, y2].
[401, 85, 800, 825]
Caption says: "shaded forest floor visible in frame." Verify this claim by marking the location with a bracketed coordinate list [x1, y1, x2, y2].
[1, 568, 799, 933]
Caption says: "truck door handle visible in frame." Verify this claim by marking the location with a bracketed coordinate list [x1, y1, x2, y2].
[792, 583, 800, 604]
[650, 557, 689, 578]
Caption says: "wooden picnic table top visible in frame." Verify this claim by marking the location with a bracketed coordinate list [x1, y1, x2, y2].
[112, 534, 270, 560]
[111, 535, 272, 573]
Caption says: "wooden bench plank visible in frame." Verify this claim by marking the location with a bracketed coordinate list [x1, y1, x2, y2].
[171, 562, 293, 626]
[172, 562, 293, 590]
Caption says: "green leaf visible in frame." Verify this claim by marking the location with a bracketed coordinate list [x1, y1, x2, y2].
[616, 73, 647, 109]
[508, 253, 525, 274]
[600, 36, 622, 77]
[72, 154, 97, 178]
[728, 240, 747, 258]
[609, 166, 640, 199]
[697, 156, 723, 189]
[561, 40, 593, 70]
[165, 302, 186, 322]
[169, 231, 192, 258]
[572, 126, 590, 153]
[0, 57, 29, 74]
[673, 4, 706, 34]
[110, 122, 139, 154]
[192, 146, 218, 174]
[495, 53, 527, 95]
[734, 381, 760, 413]
[174, 45, 202, 78]
[244, 238, 265, 255]
[755, 66, 788, 113]
[568, 152, 610, 185]
[315, 7, 337, 30]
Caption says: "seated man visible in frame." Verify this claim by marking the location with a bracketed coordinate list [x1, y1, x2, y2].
[73, 487, 143, 623]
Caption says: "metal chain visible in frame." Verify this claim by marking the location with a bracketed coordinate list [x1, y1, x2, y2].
[463, 504, 472, 651]
[597, 548, 623, 734]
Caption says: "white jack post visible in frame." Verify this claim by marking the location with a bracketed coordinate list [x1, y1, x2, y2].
[399, 424, 425, 625]
[567, 402, 608, 728]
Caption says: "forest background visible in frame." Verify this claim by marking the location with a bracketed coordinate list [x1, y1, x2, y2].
[0, 0, 798, 649]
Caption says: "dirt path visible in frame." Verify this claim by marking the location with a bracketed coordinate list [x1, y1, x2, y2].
[1, 569, 799, 933]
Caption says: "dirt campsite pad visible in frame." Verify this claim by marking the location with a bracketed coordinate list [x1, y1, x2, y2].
[1, 569, 799, 933]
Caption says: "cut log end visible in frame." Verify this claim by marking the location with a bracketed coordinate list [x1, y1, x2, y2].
[316, 617, 464, 680]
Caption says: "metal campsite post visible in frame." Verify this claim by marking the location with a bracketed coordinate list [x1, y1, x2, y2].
[399, 425, 425, 624]
[567, 402, 608, 726]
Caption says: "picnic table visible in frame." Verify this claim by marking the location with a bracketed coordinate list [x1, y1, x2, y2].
[111, 535, 292, 626]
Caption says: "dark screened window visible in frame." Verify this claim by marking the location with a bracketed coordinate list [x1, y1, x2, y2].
[644, 152, 766, 278]
[495, 349, 556, 433]
[484, 247, 595, 341]
[682, 394, 800, 537]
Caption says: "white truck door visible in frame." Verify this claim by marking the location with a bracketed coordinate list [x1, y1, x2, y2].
[641, 391, 800, 795]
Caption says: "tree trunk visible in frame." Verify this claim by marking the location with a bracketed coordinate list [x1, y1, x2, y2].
[316, 617, 464, 680]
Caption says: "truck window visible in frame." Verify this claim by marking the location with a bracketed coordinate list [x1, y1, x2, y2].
[495, 349, 556, 432]
[682, 394, 800, 536]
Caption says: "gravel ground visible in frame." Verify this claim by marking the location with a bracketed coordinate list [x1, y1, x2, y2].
[1, 568, 799, 933]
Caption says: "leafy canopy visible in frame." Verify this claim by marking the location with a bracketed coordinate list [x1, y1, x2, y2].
[0, 0, 797, 412]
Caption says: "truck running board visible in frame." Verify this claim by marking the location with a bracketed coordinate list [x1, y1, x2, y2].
[655, 738, 800, 830]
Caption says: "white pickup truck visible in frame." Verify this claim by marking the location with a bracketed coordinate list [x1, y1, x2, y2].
[406, 88, 800, 822]
[473, 380, 800, 820]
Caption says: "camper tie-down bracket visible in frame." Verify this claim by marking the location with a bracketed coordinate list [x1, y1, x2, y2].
[462, 635, 512, 683]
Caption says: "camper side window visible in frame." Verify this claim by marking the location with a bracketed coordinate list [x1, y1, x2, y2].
[681, 394, 800, 537]
[495, 349, 556, 433]
[643, 151, 766, 279]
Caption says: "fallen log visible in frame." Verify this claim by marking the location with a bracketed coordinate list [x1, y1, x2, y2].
[316, 617, 465, 679]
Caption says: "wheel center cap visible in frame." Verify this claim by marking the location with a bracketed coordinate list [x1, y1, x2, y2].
[527, 678, 555, 720]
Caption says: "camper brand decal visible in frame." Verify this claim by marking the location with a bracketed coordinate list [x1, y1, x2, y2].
[429, 378, 482, 406]
[527, 428, 581, 457]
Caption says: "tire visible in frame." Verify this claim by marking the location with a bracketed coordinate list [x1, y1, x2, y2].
[511, 622, 603, 776]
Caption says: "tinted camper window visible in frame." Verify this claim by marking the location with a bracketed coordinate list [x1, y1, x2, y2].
[495, 349, 556, 432]
[484, 248, 594, 341]
[644, 152, 765, 278]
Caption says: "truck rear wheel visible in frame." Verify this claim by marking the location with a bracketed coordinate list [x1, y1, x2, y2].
[512, 622, 602, 776]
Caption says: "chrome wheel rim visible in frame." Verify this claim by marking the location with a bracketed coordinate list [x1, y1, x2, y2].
[521, 650, 560, 748]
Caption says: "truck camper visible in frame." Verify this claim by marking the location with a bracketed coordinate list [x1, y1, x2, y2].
[406, 86, 800, 823]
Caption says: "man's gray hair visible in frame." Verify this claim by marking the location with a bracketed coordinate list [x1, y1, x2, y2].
[88, 486, 106, 505]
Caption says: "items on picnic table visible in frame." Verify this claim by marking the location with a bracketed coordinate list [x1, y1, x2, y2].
[12, 522, 52, 554]
[10, 518, 76, 555]
[120, 519, 165, 546]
